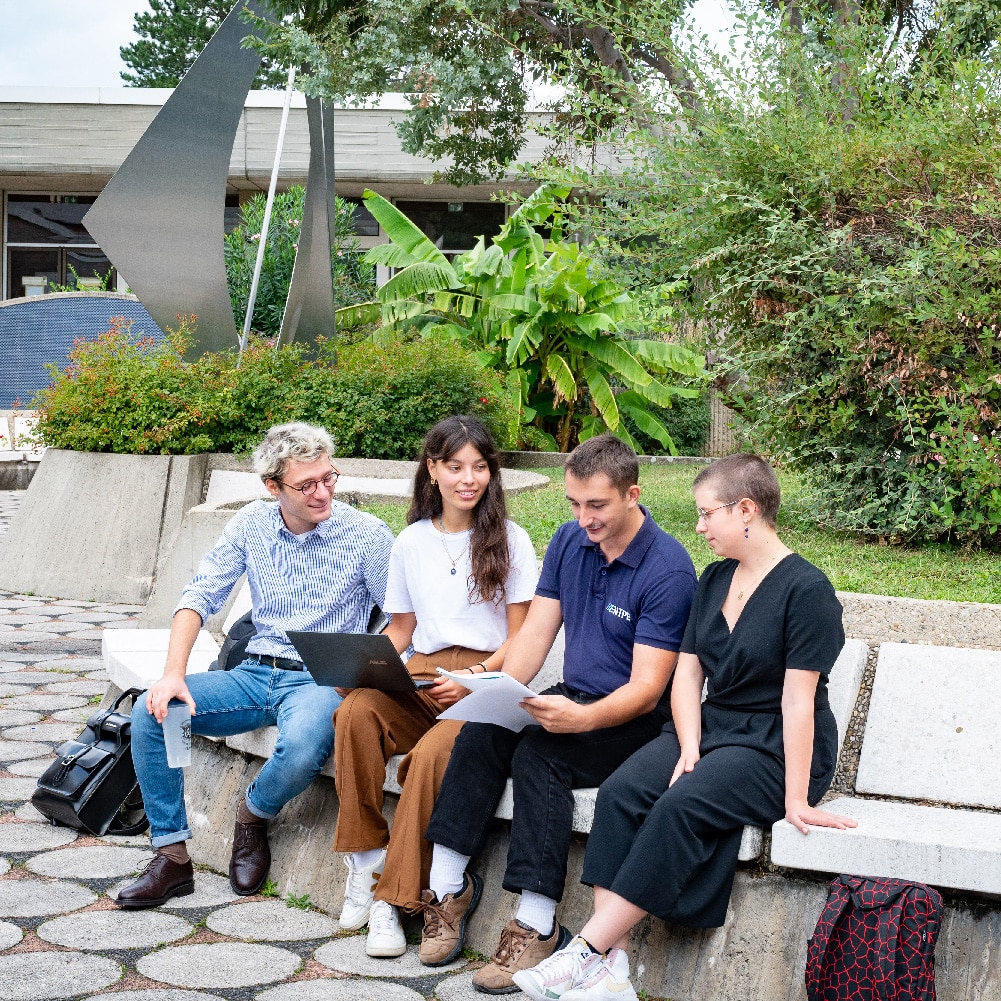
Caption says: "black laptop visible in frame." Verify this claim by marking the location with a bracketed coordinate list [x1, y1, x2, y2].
[286, 631, 435, 691]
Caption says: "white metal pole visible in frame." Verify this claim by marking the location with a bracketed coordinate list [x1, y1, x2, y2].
[240, 64, 297, 353]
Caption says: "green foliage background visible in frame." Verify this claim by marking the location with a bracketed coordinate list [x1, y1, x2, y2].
[224, 188, 376, 337]
[32, 318, 516, 458]
[536, 6, 1001, 546]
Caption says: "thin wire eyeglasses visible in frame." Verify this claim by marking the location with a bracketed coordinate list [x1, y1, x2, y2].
[696, 500, 738, 522]
[277, 469, 340, 496]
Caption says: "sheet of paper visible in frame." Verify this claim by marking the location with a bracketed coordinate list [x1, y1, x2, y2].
[435, 669, 538, 732]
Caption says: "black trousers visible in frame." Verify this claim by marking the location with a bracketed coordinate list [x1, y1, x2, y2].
[581, 713, 835, 928]
[424, 683, 667, 902]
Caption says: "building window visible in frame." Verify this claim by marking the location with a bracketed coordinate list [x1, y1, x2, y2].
[5, 194, 114, 297]
[343, 198, 380, 238]
[393, 201, 506, 255]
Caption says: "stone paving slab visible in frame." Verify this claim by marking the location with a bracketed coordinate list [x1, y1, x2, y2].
[0, 859, 8, 876]
[0, 740, 56, 760]
[34, 658, 105, 672]
[0, 918, 22, 949]
[27, 845, 153, 878]
[315, 938, 467, 977]
[0, 951, 122, 1001]
[0, 683, 30, 697]
[7, 694, 89, 711]
[0, 710, 43, 726]
[42, 681, 107, 696]
[0, 879, 96, 917]
[0, 822, 78, 852]
[258, 981, 427, 1001]
[81, 993, 226, 1001]
[205, 899, 338, 940]
[137, 942, 303, 988]
[37, 909, 194, 950]
[0, 777, 43, 799]
[49, 707, 95, 723]
[435, 972, 480, 1001]
[82, 992, 227, 1001]
[0, 631, 65, 646]
[7, 757, 53, 776]
[0, 672, 86, 685]
[4, 722, 82, 742]
[14, 801, 46, 822]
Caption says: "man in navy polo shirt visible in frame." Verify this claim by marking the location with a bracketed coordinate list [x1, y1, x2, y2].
[417, 435, 696, 992]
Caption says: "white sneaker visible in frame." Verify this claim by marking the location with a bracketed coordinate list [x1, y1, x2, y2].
[562, 949, 638, 1001]
[366, 899, 407, 957]
[512, 935, 604, 1001]
[338, 849, 386, 931]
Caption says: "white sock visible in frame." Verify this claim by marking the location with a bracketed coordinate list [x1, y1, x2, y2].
[515, 890, 558, 936]
[352, 848, 385, 870]
[429, 844, 470, 900]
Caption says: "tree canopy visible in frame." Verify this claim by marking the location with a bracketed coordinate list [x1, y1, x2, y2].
[120, 0, 287, 88]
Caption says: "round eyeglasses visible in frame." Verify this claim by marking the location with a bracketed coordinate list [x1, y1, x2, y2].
[696, 500, 738, 522]
[277, 469, 340, 496]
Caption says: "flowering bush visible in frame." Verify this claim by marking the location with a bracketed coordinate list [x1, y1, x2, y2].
[32, 318, 516, 457]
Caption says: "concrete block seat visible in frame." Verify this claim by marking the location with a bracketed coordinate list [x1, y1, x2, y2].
[772, 642, 1001, 895]
[217, 632, 861, 859]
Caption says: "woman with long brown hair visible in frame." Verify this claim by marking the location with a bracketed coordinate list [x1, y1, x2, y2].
[332, 415, 538, 959]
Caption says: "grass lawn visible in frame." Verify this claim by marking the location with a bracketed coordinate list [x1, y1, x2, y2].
[358, 465, 1001, 605]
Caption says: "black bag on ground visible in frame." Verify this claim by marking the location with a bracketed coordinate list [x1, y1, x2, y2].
[806, 874, 944, 1001]
[32, 688, 149, 837]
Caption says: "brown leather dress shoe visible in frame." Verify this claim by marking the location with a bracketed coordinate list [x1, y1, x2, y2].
[116, 852, 195, 909]
[229, 815, 271, 895]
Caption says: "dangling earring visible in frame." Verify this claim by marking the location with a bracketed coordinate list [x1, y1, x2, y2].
[744, 523, 749, 540]
[430, 477, 437, 487]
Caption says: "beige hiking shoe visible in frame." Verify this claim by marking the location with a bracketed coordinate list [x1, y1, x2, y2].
[472, 919, 572, 994]
[417, 871, 484, 967]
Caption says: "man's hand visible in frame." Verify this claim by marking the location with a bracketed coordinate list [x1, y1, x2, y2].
[145, 676, 195, 724]
[521, 694, 591, 733]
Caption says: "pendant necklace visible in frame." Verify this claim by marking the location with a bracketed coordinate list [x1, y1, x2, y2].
[436, 517, 470, 575]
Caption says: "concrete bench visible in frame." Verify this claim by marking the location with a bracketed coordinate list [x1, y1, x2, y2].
[771, 642, 1001, 894]
[106, 618, 867, 863]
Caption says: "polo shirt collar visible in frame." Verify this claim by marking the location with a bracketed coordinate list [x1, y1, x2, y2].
[580, 505, 657, 568]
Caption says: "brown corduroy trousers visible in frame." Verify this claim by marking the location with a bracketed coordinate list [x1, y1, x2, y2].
[331, 645, 489, 909]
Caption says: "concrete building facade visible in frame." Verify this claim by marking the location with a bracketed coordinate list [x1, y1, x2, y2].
[0, 86, 561, 301]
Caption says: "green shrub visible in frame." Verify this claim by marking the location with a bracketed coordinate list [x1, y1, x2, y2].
[33, 319, 517, 458]
[305, 336, 518, 458]
[622, 392, 710, 457]
[224, 187, 376, 336]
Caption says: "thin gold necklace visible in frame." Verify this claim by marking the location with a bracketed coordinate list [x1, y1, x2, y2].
[734, 554, 780, 601]
[436, 516, 470, 576]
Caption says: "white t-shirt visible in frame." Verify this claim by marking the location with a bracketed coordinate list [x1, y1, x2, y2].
[384, 518, 539, 655]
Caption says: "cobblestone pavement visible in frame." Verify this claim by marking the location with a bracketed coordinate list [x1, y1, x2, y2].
[0, 491, 485, 1001]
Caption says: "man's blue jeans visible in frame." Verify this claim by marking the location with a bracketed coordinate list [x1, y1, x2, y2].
[130, 658, 343, 848]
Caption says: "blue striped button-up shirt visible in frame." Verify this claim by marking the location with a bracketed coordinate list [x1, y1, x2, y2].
[176, 499, 394, 661]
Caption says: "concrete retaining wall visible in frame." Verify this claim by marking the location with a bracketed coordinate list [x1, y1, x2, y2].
[0, 449, 208, 603]
[175, 729, 1001, 1001]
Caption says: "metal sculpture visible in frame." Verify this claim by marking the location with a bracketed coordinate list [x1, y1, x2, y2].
[84, 2, 339, 358]
[278, 96, 337, 349]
